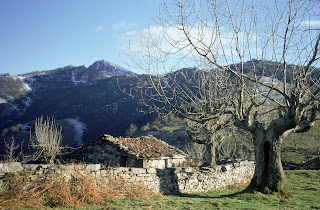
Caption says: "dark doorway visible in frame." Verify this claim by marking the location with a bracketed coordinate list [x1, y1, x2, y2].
[120, 156, 128, 167]
[134, 159, 143, 168]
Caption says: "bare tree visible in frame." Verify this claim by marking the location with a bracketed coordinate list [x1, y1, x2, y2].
[182, 141, 206, 166]
[2, 136, 23, 163]
[218, 128, 254, 161]
[29, 116, 64, 164]
[126, 0, 320, 192]
[187, 119, 232, 165]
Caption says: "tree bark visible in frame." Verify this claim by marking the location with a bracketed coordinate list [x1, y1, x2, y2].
[206, 142, 216, 166]
[249, 128, 285, 191]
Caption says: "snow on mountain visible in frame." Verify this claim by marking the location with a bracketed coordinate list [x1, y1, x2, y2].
[89, 59, 134, 77]
[20, 123, 32, 131]
[255, 76, 287, 102]
[17, 75, 33, 92]
[71, 71, 89, 85]
[22, 96, 32, 107]
[17, 59, 134, 83]
[65, 118, 86, 147]
[0, 97, 7, 104]
[7, 103, 19, 112]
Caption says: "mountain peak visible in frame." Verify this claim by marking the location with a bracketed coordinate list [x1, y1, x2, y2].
[91, 59, 118, 69]
[89, 59, 135, 76]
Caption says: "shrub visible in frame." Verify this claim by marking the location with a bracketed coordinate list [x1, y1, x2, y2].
[29, 116, 65, 164]
[10, 124, 22, 133]
[140, 122, 151, 132]
[1, 128, 8, 137]
[125, 123, 138, 137]
[2, 136, 23, 163]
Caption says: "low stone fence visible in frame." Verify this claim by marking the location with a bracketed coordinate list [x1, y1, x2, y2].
[0, 161, 254, 194]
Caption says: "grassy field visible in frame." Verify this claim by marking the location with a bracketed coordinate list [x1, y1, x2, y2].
[282, 121, 320, 166]
[79, 170, 320, 210]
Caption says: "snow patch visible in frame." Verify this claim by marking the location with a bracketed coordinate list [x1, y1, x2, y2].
[91, 59, 133, 77]
[260, 76, 281, 85]
[22, 83, 32, 91]
[65, 118, 86, 146]
[256, 76, 285, 101]
[22, 77, 36, 83]
[6, 103, 20, 113]
[0, 97, 7, 104]
[20, 123, 32, 131]
[71, 71, 88, 85]
[19, 76, 34, 92]
[23, 96, 32, 107]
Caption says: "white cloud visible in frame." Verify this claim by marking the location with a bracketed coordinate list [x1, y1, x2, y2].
[96, 25, 104, 32]
[118, 24, 259, 61]
[112, 20, 137, 31]
[300, 20, 320, 27]
[116, 25, 260, 73]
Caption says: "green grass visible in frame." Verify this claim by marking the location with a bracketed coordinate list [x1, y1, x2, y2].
[281, 151, 319, 165]
[284, 121, 320, 153]
[281, 120, 320, 165]
[81, 170, 320, 209]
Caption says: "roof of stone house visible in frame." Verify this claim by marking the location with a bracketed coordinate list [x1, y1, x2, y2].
[101, 134, 186, 159]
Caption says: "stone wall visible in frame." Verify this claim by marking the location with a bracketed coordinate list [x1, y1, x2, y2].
[143, 156, 187, 169]
[0, 161, 254, 194]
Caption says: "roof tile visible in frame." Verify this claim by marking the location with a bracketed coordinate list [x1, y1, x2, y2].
[107, 135, 186, 158]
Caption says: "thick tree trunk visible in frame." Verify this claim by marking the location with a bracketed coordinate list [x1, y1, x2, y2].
[206, 143, 216, 166]
[249, 128, 285, 192]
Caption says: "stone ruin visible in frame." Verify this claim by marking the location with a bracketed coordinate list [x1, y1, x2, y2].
[64, 134, 187, 169]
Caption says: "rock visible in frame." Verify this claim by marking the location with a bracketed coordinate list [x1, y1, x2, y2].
[0, 162, 23, 172]
[129, 168, 147, 174]
[86, 164, 101, 171]
[23, 164, 39, 171]
[147, 168, 157, 174]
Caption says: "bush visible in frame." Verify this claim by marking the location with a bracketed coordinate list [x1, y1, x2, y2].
[29, 116, 65, 164]
[140, 122, 151, 132]
[125, 123, 138, 137]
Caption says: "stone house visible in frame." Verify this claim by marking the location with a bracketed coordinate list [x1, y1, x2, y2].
[65, 134, 187, 169]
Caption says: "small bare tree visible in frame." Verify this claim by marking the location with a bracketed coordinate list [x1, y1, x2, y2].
[3, 136, 23, 163]
[125, 0, 320, 193]
[29, 116, 64, 164]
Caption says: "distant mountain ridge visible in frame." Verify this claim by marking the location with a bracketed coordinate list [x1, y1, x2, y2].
[0, 60, 155, 156]
[18, 59, 135, 83]
[1, 59, 318, 159]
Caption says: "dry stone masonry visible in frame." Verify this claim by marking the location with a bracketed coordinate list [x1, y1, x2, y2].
[0, 160, 254, 194]
[65, 134, 187, 169]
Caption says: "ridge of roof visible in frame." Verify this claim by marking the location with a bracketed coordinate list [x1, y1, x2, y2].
[101, 134, 186, 159]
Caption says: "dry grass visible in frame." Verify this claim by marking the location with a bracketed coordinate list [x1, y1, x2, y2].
[0, 166, 161, 209]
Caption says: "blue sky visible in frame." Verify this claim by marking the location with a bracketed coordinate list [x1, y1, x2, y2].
[1, 1, 319, 76]
[0, 0, 160, 75]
